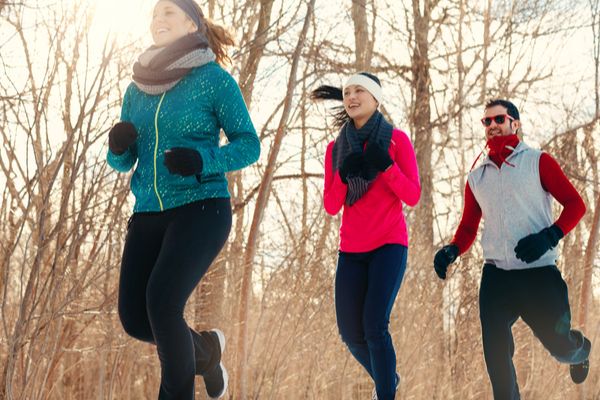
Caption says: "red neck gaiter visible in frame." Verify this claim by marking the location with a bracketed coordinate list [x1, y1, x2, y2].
[486, 134, 520, 167]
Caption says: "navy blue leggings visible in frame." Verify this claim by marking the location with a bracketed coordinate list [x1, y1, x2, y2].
[118, 198, 231, 400]
[335, 244, 407, 400]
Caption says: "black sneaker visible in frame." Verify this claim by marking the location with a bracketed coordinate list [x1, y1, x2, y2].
[371, 372, 400, 400]
[192, 329, 222, 375]
[203, 329, 228, 399]
[569, 333, 591, 384]
[570, 359, 589, 384]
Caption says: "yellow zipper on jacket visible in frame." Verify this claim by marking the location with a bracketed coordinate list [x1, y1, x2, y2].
[153, 93, 166, 211]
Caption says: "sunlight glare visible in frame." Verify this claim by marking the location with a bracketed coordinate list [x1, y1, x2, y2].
[88, 0, 154, 45]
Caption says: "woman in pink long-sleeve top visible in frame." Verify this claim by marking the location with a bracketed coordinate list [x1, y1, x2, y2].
[312, 72, 420, 400]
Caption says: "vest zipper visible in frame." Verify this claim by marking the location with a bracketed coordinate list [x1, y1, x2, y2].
[153, 93, 166, 211]
[499, 164, 508, 263]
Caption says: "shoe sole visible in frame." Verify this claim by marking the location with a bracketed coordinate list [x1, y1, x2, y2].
[208, 329, 227, 399]
[208, 362, 228, 399]
[210, 328, 226, 354]
[570, 360, 589, 384]
[569, 333, 591, 384]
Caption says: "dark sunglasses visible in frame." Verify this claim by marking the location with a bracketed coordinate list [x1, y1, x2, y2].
[481, 114, 514, 127]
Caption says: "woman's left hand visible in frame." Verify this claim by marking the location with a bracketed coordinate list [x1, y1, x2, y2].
[164, 147, 203, 176]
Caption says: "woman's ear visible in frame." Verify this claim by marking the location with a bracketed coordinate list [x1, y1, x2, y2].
[186, 17, 198, 33]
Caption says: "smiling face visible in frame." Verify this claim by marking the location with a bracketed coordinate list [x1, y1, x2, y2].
[343, 85, 378, 128]
[151, 1, 198, 47]
[483, 105, 521, 140]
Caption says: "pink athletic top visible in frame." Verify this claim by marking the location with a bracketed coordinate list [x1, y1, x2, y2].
[323, 128, 421, 252]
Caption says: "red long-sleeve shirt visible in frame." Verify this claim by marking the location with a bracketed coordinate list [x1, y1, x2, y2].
[451, 150, 586, 255]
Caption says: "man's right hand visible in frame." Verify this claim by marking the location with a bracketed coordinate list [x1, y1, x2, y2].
[433, 244, 459, 280]
[109, 122, 138, 155]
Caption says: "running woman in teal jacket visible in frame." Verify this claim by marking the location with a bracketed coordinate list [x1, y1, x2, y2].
[106, 1, 259, 399]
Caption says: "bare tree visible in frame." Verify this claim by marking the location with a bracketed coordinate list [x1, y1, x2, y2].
[235, 1, 316, 397]
[591, 0, 600, 117]
[0, 2, 134, 399]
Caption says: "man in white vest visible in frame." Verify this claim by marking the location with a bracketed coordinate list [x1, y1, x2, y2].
[433, 99, 591, 399]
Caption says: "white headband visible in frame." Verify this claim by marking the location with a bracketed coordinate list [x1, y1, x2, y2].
[343, 74, 383, 103]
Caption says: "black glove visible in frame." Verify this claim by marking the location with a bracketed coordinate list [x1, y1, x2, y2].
[109, 122, 137, 155]
[164, 147, 203, 177]
[364, 142, 393, 172]
[434, 244, 459, 280]
[514, 224, 564, 264]
[339, 153, 364, 184]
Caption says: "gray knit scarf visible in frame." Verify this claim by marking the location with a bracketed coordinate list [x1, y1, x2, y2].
[132, 32, 216, 95]
[332, 111, 393, 206]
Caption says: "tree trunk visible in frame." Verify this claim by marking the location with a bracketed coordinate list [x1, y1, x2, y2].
[238, 0, 275, 108]
[410, 0, 433, 255]
[577, 122, 600, 330]
[410, 1, 442, 398]
[351, 0, 371, 70]
[234, 1, 315, 397]
[577, 192, 599, 329]
[480, 0, 492, 102]
[591, 0, 600, 117]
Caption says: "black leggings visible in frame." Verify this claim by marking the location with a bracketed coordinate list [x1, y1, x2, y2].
[118, 198, 232, 400]
[479, 263, 591, 400]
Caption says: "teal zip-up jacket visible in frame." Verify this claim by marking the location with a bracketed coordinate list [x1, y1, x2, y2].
[107, 62, 260, 212]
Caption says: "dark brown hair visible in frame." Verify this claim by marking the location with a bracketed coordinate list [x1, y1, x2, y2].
[485, 99, 520, 120]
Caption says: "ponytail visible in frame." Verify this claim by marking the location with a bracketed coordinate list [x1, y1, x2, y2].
[190, 2, 236, 66]
[310, 85, 349, 129]
[201, 17, 236, 66]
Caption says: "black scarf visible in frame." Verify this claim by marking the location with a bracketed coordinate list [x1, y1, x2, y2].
[132, 32, 215, 95]
[332, 111, 393, 205]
